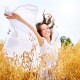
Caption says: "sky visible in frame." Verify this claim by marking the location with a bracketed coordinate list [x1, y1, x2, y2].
[0, 0, 80, 44]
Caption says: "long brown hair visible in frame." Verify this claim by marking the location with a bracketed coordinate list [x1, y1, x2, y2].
[36, 11, 55, 41]
[42, 11, 55, 29]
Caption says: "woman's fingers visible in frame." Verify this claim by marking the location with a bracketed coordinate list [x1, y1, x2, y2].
[4, 13, 12, 19]
[4, 13, 20, 19]
[4, 13, 9, 16]
[6, 16, 12, 19]
[4, 13, 16, 19]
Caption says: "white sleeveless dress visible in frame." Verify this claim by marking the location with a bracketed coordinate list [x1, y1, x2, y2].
[39, 38, 59, 79]
[40, 38, 58, 68]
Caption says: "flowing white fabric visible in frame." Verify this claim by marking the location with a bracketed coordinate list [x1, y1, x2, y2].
[4, 4, 40, 57]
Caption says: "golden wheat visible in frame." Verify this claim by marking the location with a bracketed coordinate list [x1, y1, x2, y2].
[0, 41, 80, 80]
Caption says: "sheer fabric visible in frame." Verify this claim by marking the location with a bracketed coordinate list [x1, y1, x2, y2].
[4, 4, 39, 56]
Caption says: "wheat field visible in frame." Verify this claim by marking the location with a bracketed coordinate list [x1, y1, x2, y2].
[0, 41, 80, 80]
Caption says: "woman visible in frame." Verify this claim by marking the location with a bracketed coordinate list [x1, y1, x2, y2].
[4, 10, 59, 79]
[4, 11, 58, 65]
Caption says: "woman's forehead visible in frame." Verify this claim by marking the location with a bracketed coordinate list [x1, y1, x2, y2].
[41, 24, 48, 28]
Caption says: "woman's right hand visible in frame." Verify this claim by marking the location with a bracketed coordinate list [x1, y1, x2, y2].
[4, 13, 20, 20]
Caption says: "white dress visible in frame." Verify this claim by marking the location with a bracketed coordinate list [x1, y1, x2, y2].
[40, 38, 58, 68]
[40, 38, 59, 79]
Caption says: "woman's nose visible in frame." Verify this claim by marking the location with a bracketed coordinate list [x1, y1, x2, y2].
[46, 29, 48, 31]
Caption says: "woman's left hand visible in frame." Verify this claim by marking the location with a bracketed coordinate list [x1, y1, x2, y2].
[4, 13, 20, 19]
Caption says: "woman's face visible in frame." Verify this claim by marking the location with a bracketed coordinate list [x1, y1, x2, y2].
[40, 24, 51, 38]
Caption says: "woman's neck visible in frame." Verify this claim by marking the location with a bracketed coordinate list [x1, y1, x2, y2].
[45, 37, 51, 43]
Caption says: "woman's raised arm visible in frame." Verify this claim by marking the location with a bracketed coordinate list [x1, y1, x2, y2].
[4, 13, 44, 46]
